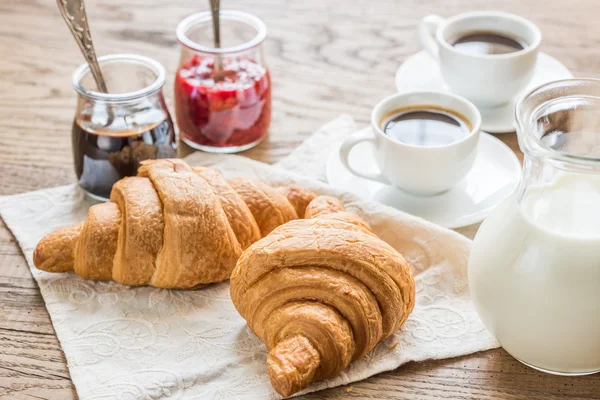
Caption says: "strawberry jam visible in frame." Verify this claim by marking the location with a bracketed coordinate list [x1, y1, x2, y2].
[174, 55, 271, 151]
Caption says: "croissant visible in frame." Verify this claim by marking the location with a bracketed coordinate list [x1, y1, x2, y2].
[230, 196, 416, 397]
[33, 159, 318, 289]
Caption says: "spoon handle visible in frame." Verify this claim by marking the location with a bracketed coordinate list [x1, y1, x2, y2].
[209, 0, 223, 72]
[57, 0, 108, 93]
[209, 0, 221, 48]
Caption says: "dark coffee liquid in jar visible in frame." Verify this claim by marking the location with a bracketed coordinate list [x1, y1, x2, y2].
[72, 118, 176, 200]
[71, 54, 177, 200]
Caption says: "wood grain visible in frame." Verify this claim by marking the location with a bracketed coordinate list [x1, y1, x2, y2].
[1, 0, 599, 398]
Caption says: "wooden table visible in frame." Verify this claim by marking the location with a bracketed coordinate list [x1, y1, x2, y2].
[1, 0, 599, 398]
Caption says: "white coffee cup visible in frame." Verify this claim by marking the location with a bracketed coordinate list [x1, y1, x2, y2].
[339, 91, 481, 195]
[419, 11, 541, 108]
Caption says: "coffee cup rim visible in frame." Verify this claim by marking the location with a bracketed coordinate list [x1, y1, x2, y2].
[371, 91, 482, 150]
[437, 11, 542, 60]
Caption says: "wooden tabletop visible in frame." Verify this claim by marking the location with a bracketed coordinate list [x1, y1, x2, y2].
[1, 0, 599, 399]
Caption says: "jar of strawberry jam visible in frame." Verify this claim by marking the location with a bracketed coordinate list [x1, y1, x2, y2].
[175, 11, 271, 153]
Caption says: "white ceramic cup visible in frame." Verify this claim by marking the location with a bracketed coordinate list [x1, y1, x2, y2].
[339, 91, 482, 195]
[419, 11, 541, 108]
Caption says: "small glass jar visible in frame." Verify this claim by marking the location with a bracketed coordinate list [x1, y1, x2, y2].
[175, 11, 271, 153]
[469, 79, 600, 376]
[72, 54, 177, 200]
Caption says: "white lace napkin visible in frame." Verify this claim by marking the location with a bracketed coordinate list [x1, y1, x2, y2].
[0, 116, 498, 400]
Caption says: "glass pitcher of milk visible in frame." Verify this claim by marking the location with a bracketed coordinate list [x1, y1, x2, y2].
[469, 79, 600, 376]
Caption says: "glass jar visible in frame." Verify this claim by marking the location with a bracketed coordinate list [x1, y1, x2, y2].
[72, 54, 177, 200]
[175, 11, 271, 153]
[469, 79, 600, 375]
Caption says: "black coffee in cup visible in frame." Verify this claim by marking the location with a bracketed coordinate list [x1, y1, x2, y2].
[449, 31, 526, 55]
[381, 106, 471, 147]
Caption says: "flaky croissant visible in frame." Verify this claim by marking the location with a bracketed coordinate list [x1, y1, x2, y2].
[230, 196, 415, 397]
[33, 159, 318, 289]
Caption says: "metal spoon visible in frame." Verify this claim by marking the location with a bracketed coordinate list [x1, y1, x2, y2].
[209, 0, 224, 78]
[57, 0, 108, 93]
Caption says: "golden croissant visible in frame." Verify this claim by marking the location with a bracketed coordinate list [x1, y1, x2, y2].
[33, 159, 319, 289]
[230, 196, 415, 397]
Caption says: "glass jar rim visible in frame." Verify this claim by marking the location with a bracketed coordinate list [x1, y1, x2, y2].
[72, 54, 166, 102]
[516, 78, 600, 166]
[176, 10, 267, 55]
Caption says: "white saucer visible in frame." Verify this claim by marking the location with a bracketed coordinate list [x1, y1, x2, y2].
[326, 133, 521, 228]
[395, 51, 573, 133]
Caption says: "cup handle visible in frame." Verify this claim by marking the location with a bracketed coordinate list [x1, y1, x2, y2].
[339, 130, 390, 185]
[418, 15, 445, 60]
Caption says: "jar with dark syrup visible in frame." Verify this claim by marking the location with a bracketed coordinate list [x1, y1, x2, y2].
[72, 54, 177, 200]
